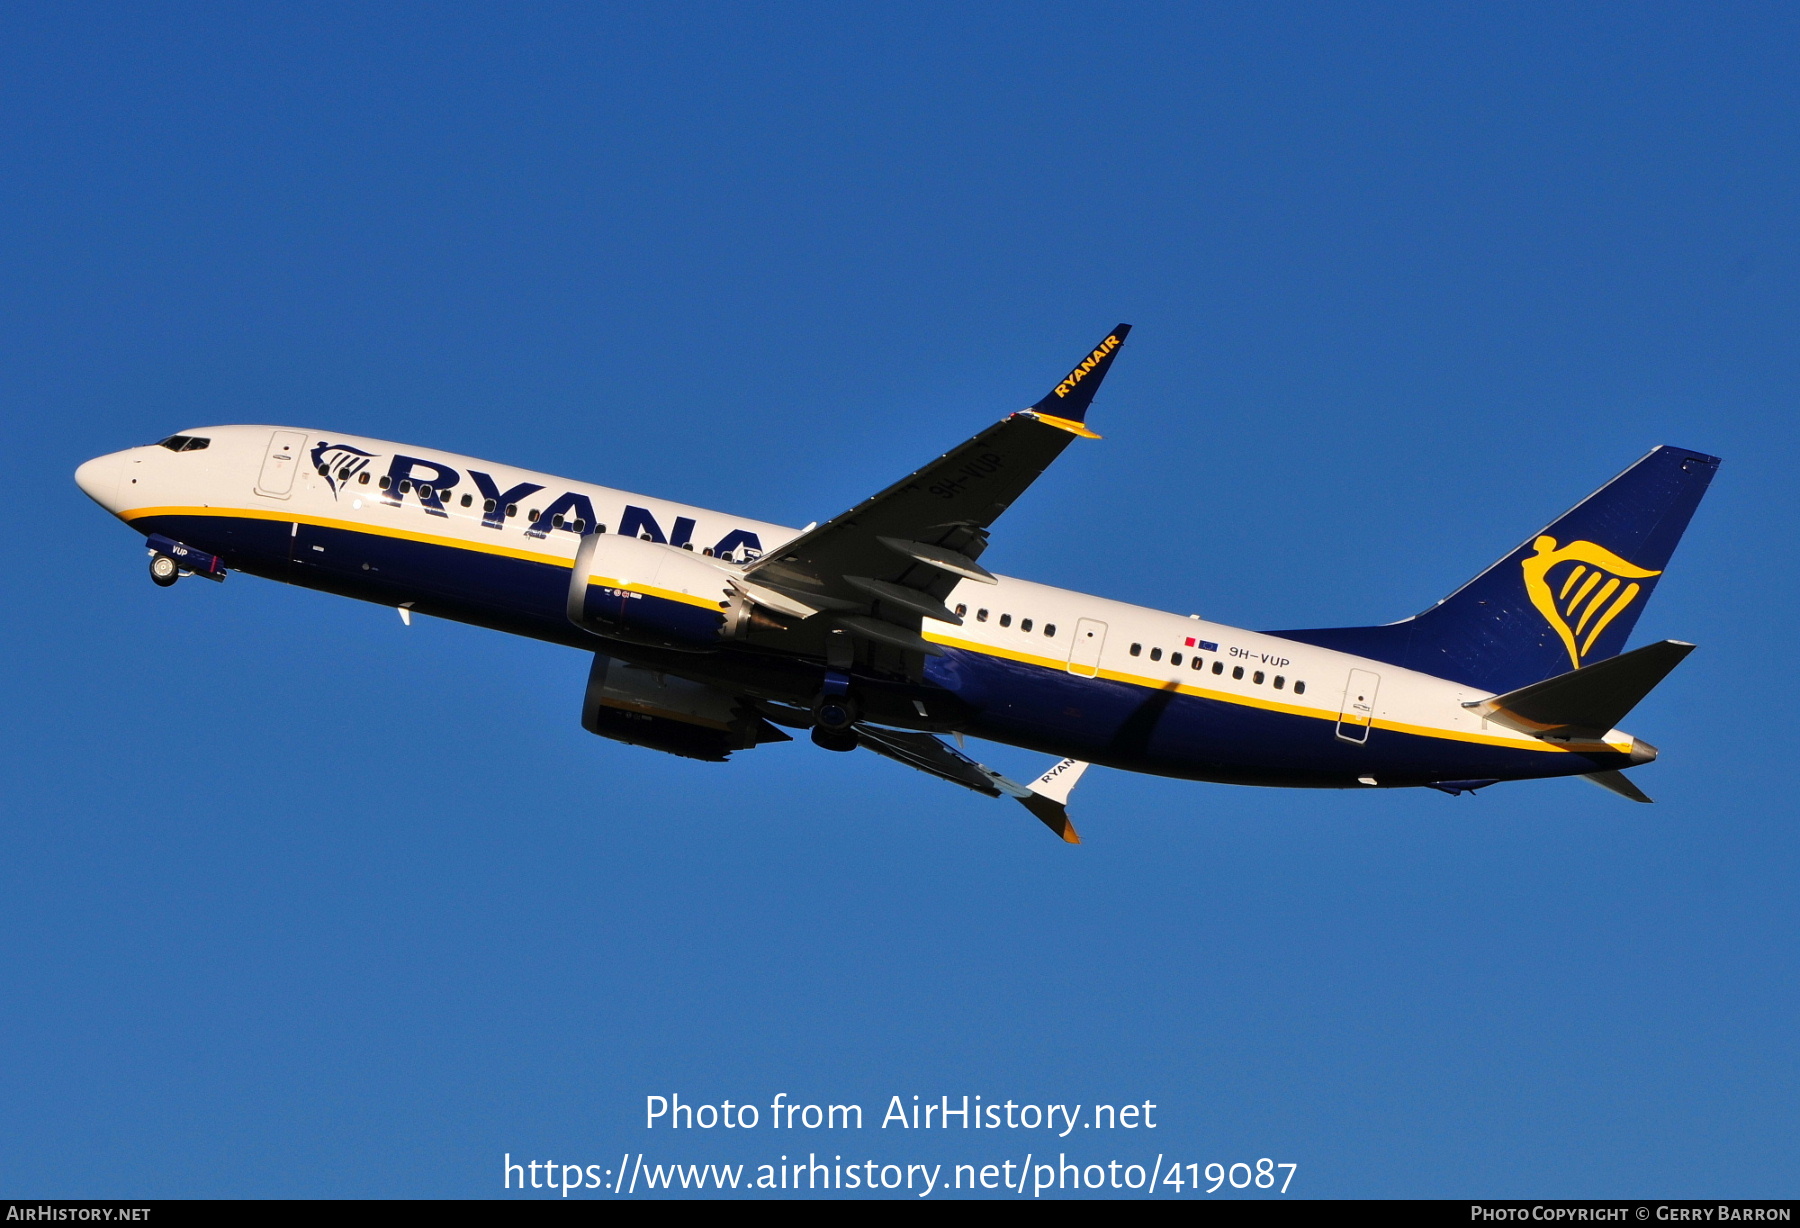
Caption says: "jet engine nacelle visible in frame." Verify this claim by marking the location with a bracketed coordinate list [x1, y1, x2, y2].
[567, 531, 743, 650]
[581, 653, 790, 762]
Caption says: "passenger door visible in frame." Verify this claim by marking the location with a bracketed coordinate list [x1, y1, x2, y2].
[1067, 618, 1107, 678]
[1336, 669, 1381, 743]
[256, 430, 308, 499]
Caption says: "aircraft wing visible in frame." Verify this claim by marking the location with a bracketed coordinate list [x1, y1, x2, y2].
[738, 325, 1130, 668]
[855, 725, 1089, 842]
[855, 725, 1013, 797]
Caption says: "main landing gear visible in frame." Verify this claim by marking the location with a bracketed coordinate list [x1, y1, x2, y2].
[809, 680, 859, 752]
[149, 553, 180, 587]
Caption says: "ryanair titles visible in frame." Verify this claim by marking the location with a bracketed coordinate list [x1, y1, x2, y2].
[309, 442, 765, 561]
[1052, 333, 1122, 399]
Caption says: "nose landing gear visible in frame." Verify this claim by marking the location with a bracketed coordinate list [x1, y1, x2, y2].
[149, 553, 181, 587]
[143, 534, 226, 587]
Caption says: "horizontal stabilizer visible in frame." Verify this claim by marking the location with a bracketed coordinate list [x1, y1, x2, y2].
[1583, 769, 1653, 803]
[1464, 639, 1694, 737]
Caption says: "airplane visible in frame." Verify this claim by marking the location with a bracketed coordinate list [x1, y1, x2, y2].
[74, 326, 1718, 842]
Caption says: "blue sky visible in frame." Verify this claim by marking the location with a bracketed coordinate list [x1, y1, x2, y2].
[2, 2, 1796, 1198]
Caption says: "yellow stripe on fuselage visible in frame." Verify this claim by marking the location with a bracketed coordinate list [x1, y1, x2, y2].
[919, 629, 1611, 755]
[128, 505, 1616, 756]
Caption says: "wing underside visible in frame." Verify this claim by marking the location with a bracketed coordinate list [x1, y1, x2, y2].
[856, 726, 1087, 842]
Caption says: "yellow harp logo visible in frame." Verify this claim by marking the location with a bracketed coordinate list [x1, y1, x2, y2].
[1522, 536, 1662, 670]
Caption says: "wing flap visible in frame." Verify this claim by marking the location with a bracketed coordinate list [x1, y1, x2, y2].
[876, 536, 997, 584]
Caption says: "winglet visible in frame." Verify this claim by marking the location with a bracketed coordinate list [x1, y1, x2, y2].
[1016, 759, 1090, 843]
[1026, 324, 1131, 428]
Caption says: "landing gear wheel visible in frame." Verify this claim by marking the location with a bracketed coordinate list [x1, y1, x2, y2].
[811, 693, 858, 733]
[810, 725, 859, 753]
[149, 554, 180, 587]
[810, 687, 859, 751]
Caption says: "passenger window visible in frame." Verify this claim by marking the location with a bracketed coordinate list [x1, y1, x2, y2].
[461, 493, 473, 508]
[1021, 618, 1033, 633]
[505, 504, 517, 518]
[1253, 670, 1264, 684]
[955, 604, 967, 617]
[419, 485, 432, 500]
[1191, 656, 1204, 670]
[338, 468, 353, 483]
[399, 480, 412, 494]
[1213, 661, 1224, 675]
[358, 472, 370, 485]
[552, 514, 565, 529]
[1150, 647, 1162, 662]
[977, 609, 988, 622]
[529, 509, 541, 521]
[1294, 681, 1306, 695]
[1044, 624, 1055, 637]
[1232, 665, 1244, 680]
[1129, 643, 1141, 656]
[1273, 676, 1285, 689]
[576, 519, 588, 533]
[483, 498, 497, 512]
[379, 475, 391, 490]
[999, 614, 1012, 627]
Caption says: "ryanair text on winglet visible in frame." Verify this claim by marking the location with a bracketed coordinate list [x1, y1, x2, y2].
[1052, 334, 1122, 399]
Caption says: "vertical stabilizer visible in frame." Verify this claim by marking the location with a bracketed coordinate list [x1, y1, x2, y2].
[1276, 446, 1719, 693]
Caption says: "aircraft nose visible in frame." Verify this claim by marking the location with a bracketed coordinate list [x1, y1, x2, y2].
[75, 452, 124, 510]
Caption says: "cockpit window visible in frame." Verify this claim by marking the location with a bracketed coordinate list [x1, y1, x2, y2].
[156, 435, 210, 452]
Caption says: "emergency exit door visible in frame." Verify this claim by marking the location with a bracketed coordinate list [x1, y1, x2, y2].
[1067, 618, 1107, 677]
[1336, 669, 1381, 744]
